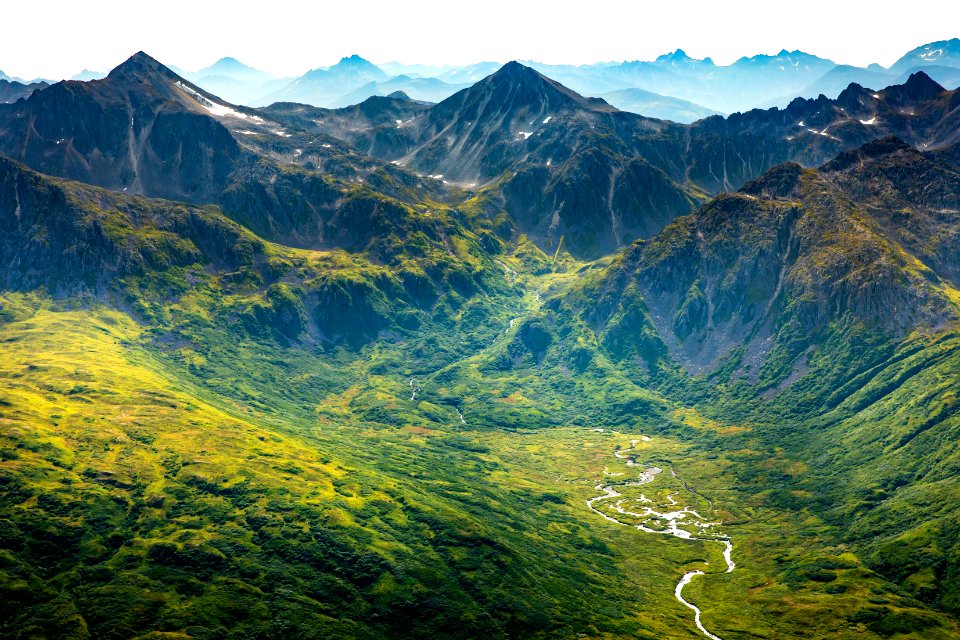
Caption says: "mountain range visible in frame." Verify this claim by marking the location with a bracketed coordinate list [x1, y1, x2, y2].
[2, 44, 960, 640]
[8, 39, 960, 124]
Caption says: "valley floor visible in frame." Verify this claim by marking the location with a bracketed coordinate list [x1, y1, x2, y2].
[1, 287, 957, 639]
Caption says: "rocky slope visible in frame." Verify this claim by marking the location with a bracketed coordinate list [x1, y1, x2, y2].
[0, 78, 47, 103]
[559, 139, 960, 382]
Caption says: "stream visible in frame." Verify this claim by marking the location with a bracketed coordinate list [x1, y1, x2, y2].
[588, 438, 733, 639]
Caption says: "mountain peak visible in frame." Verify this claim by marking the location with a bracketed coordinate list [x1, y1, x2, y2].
[836, 82, 869, 108]
[890, 38, 960, 73]
[327, 55, 385, 79]
[207, 57, 251, 71]
[107, 51, 172, 81]
[656, 49, 693, 64]
[821, 136, 913, 173]
[904, 70, 945, 95]
[337, 54, 375, 68]
[495, 60, 535, 77]
[468, 60, 616, 117]
[881, 71, 946, 103]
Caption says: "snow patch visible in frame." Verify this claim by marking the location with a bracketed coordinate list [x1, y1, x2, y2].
[860, 117, 876, 125]
[542, 116, 552, 124]
[176, 81, 250, 120]
[518, 131, 533, 140]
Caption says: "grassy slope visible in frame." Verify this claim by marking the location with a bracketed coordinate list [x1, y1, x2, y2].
[0, 299, 700, 639]
[2, 279, 958, 639]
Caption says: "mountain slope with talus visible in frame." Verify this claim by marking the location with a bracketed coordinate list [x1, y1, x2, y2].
[0, 53, 464, 254]
[668, 71, 960, 194]
[559, 139, 960, 381]
[310, 64, 960, 260]
[0, 52, 248, 203]
[353, 61, 700, 258]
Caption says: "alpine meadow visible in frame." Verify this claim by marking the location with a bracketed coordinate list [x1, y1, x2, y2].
[2, 7, 960, 639]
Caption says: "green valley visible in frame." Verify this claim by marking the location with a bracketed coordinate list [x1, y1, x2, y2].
[1, 45, 960, 640]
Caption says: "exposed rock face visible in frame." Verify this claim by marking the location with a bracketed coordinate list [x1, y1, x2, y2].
[562, 141, 960, 378]
[0, 156, 258, 291]
[352, 62, 697, 258]
[821, 137, 960, 286]
[4, 54, 960, 265]
[0, 79, 48, 104]
[0, 52, 244, 203]
[328, 65, 960, 258]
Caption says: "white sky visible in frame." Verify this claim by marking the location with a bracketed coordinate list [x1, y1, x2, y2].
[3, 0, 959, 80]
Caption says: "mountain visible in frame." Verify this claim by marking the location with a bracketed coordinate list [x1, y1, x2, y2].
[0, 52, 247, 203]
[765, 40, 960, 107]
[262, 92, 432, 143]
[673, 71, 960, 193]
[378, 60, 502, 84]
[599, 87, 721, 122]
[435, 61, 502, 84]
[9, 54, 959, 265]
[350, 67, 960, 257]
[192, 57, 272, 84]
[0, 52, 454, 251]
[820, 137, 960, 283]
[70, 69, 106, 81]
[783, 63, 960, 106]
[0, 79, 47, 103]
[360, 61, 699, 257]
[329, 75, 467, 107]
[890, 38, 960, 74]
[908, 64, 960, 89]
[529, 49, 837, 115]
[185, 57, 287, 105]
[562, 145, 958, 374]
[259, 54, 388, 107]
[786, 64, 898, 103]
